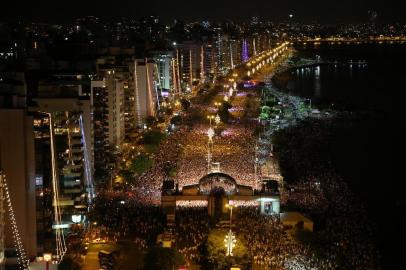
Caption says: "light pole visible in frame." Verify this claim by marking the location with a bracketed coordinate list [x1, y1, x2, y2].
[224, 230, 236, 256]
[43, 253, 52, 270]
[224, 204, 236, 256]
[207, 115, 215, 127]
[225, 204, 234, 229]
[207, 120, 215, 173]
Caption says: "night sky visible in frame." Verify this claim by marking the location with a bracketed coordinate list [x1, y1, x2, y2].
[2, 0, 406, 23]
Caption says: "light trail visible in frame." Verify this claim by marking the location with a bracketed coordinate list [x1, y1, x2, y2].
[48, 113, 67, 262]
[79, 114, 94, 205]
[0, 172, 28, 270]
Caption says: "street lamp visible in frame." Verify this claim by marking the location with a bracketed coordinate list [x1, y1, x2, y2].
[207, 115, 215, 127]
[207, 127, 215, 141]
[224, 230, 236, 256]
[44, 253, 52, 270]
[229, 87, 234, 97]
[225, 204, 234, 229]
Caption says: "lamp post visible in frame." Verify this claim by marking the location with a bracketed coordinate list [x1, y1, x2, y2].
[44, 253, 52, 270]
[207, 115, 215, 127]
[224, 204, 236, 257]
[225, 204, 234, 229]
[207, 125, 215, 173]
[224, 230, 236, 256]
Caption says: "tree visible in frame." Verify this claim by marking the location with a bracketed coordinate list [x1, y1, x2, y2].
[218, 101, 232, 124]
[141, 129, 166, 145]
[185, 109, 203, 127]
[170, 115, 182, 126]
[180, 98, 191, 111]
[146, 116, 157, 127]
[165, 107, 174, 116]
[144, 247, 185, 270]
[129, 154, 153, 175]
[118, 169, 134, 184]
[59, 255, 82, 270]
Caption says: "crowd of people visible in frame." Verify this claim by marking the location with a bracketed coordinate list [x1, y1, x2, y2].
[126, 86, 262, 204]
[274, 117, 382, 269]
[174, 207, 211, 264]
[85, 55, 383, 270]
[90, 191, 165, 248]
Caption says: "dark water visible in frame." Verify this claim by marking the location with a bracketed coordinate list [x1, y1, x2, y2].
[275, 43, 404, 269]
[275, 43, 406, 115]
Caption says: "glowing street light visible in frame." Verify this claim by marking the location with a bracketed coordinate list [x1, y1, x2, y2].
[207, 115, 215, 127]
[225, 203, 235, 228]
[207, 127, 215, 141]
[44, 253, 52, 270]
[229, 87, 234, 97]
[224, 230, 236, 256]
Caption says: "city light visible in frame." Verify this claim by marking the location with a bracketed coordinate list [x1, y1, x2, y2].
[0, 11, 398, 270]
[224, 230, 236, 256]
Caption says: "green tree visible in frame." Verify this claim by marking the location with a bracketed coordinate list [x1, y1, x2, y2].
[146, 116, 157, 127]
[141, 129, 166, 145]
[165, 107, 174, 116]
[170, 115, 182, 126]
[218, 101, 232, 124]
[144, 247, 185, 270]
[118, 169, 134, 184]
[180, 98, 191, 111]
[130, 154, 153, 175]
[59, 255, 82, 270]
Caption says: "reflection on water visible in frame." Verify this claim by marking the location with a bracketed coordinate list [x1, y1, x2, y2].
[277, 43, 406, 113]
[283, 61, 379, 110]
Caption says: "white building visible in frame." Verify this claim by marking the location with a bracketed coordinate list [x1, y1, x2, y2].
[132, 59, 157, 127]
[151, 51, 173, 91]
[91, 70, 125, 148]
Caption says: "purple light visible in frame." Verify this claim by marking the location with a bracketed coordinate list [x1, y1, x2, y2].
[242, 39, 249, 62]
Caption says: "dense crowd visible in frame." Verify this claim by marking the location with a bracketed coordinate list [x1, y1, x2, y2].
[175, 207, 211, 264]
[88, 56, 382, 270]
[235, 207, 290, 268]
[275, 118, 382, 269]
[127, 87, 261, 203]
[90, 192, 165, 248]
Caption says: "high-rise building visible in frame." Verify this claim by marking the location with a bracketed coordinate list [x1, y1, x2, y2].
[179, 42, 204, 89]
[29, 75, 93, 231]
[0, 73, 37, 263]
[94, 56, 138, 141]
[131, 59, 157, 127]
[150, 51, 173, 91]
[91, 70, 125, 149]
[0, 101, 37, 261]
[203, 43, 217, 82]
